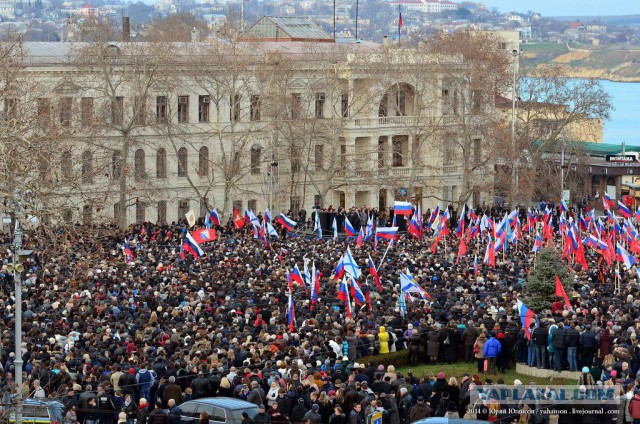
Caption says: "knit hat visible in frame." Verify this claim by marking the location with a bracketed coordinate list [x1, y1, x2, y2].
[437, 372, 445, 379]
[582, 367, 590, 373]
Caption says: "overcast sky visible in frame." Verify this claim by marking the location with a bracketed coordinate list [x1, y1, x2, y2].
[481, 0, 640, 16]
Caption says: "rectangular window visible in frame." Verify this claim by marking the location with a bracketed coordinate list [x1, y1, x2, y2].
[113, 202, 121, 220]
[314, 144, 324, 170]
[198, 96, 210, 122]
[472, 90, 483, 112]
[315, 92, 325, 118]
[473, 138, 482, 165]
[233, 200, 242, 211]
[82, 205, 92, 226]
[134, 96, 146, 125]
[290, 196, 300, 213]
[231, 94, 241, 122]
[178, 96, 189, 123]
[37, 98, 50, 126]
[136, 200, 146, 223]
[157, 200, 167, 224]
[378, 137, 386, 168]
[81, 97, 94, 127]
[248, 199, 257, 212]
[340, 144, 346, 170]
[291, 93, 301, 119]
[250, 148, 261, 174]
[291, 156, 300, 173]
[112, 96, 123, 125]
[4, 98, 17, 119]
[250, 94, 261, 121]
[392, 136, 404, 167]
[156, 96, 167, 123]
[341, 93, 349, 118]
[178, 200, 189, 219]
[314, 194, 322, 207]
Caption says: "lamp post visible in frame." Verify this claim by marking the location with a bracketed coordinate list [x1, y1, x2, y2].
[510, 49, 519, 205]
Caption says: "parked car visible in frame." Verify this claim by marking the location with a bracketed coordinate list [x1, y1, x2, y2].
[178, 397, 259, 424]
[8, 399, 65, 424]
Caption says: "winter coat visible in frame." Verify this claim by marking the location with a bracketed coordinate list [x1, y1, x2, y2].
[629, 394, 640, 419]
[600, 330, 613, 358]
[378, 327, 390, 355]
[427, 331, 440, 357]
[474, 335, 487, 359]
[483, 337, 501, 358]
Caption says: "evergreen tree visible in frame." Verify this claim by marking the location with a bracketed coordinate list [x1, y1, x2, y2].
[525, 248, 571, 312]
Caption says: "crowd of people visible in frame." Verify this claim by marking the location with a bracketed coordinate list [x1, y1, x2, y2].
[0, 202, 639, 423]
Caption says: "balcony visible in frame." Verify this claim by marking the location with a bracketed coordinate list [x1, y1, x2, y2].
[350, 115, 460, 128]
[334, 167, 417, 179]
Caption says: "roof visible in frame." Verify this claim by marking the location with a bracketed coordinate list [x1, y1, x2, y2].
[535, 140, 640, 156]
[182, 397, 258, 410]
[239, 16, 334, 42]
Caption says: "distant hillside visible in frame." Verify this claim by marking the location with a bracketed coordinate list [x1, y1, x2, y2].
[550, 15, 640, 25]
[521, 43, 640, 82]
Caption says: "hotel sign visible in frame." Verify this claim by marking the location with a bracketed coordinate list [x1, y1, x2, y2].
[606, 155, 637, 163]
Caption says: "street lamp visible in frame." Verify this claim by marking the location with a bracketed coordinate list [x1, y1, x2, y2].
[510, 49, 519, 205]
[2, 213, 34, 424]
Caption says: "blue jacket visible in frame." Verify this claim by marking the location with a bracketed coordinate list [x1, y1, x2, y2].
[483, 337, 502, 358]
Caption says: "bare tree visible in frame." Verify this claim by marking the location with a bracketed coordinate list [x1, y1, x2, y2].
[512, 64, 613, 203]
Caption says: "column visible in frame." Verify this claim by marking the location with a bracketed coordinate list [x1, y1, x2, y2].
[346, 136, 356, 177]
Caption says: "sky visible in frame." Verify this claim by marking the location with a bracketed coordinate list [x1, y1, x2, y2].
[481, 0, 640, 17]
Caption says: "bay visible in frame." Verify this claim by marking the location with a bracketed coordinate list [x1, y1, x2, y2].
[600, 79, 640, 146]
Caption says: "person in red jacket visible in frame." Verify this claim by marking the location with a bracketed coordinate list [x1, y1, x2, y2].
[627, 390, 640, 423]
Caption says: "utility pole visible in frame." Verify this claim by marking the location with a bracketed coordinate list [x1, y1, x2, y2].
[13, 221, 23, 424]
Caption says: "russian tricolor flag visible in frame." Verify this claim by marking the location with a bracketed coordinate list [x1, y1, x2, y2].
[517, 299, 536, 340]
[350, 278, 366, 305]
[123, 240, 133, 263]
[337, 276, 350, 302]
[332, 256, 345, 280]
[368, 255, 382, 291]
[209, 209, 221, 227]
[603, 192, 615, 210]
[287, 292, 295, 332]
[344, 216, 356, 237]
[276, 213, 297, 231]
[182, 232, 204, 259]
[618, 201, 632, 219]
[393, 201, 413, 216]
[290, 264, 304, 285]
[376, 226, 399, 240]
[617, 243, 636, 268]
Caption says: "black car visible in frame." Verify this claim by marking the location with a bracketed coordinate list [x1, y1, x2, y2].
[178, 397, 259, 424]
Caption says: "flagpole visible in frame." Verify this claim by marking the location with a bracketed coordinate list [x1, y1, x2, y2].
[377, 241, 393, 272]
[333, 0, 336, 40]
[355, 0, 359, 40]
[398, 5, 401, 47]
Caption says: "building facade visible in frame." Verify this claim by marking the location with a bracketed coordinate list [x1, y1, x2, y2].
[2, 26, 519, 226]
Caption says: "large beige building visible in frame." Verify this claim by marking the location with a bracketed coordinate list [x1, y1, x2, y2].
[2, 22, 520, 226]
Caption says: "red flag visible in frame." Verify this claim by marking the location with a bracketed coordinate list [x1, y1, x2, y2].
[233, 208, 245, 229]
[575, 242, 589, 271]
[191, 228, 217, 244]
[429, 235, 441, 254]
[456, 237, 467, 263]
[554, 276, 571, 310]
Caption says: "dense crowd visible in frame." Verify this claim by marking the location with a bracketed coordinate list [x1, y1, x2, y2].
[1, 203, 640, 424]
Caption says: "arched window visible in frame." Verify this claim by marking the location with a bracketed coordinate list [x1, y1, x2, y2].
[178, 147, 188, 177]
[81, 150, 93, 183]
[112, 150, 121, 180]
[60, 151, 72, 181]
[134, 149, 146, 180]
[156, 148, 166, 178]
[250, 147, 261, 174]
[198, 146, 209, 176]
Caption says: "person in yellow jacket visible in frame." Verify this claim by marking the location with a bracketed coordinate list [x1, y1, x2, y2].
[378, 326, 390, 354]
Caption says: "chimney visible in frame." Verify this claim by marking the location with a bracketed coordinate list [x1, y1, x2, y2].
[383, 35, 389, 47]
[191, 28, 200, 43]
[122, 16, 130, 42]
